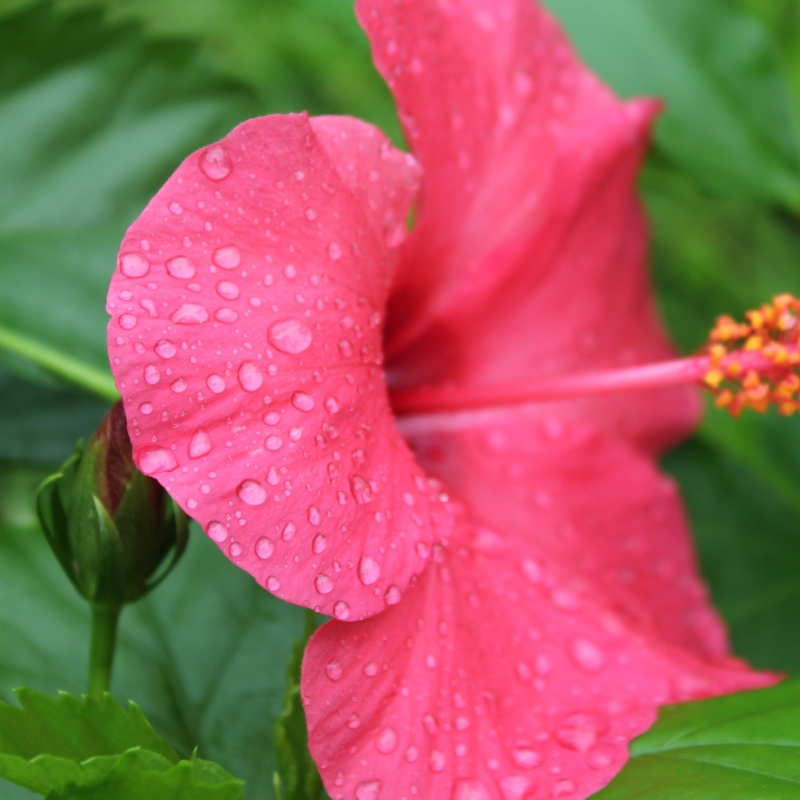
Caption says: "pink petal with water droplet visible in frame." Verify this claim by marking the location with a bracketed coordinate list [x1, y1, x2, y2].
[304, 509, 775, 800]
[360, 0, 697, 454]
[107, 114, 448, 618]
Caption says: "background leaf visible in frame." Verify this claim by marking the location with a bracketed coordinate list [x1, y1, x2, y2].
[592, 679, 800, 798]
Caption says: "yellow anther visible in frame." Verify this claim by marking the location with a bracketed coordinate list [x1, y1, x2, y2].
[745, 335, 764, 351]
[747, 310, 764, 329]
[709, 344, 727, 364]
[704, 369, 724, 389]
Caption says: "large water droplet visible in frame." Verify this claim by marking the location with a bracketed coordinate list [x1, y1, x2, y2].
[199, 144, 233, 180]
[568, 638, 606, 673]
[350, 475, 372, 504]
[282, 521, 296, 541]
[171, 377, 188, 393]
[333, 600, 350, 620]
[166, 256, 196, 279]
[384, 585, 401, 605]
[139, 447, 177, 475]
[308, 506, 321, 525]
[119, 252, 150, 278]
[119, 314, 137, 330]
[207, 521, 227, 542]
[292, 392, 315, 411]
[556, 713, 608, 754]
[155, 339, 177, 359]
[358, 555, 380, 585]
[312, 534, 327, 554]
[325, 396, 340, 413]
[265, 435, 283, 451]
[189, 429, 212, 458]
[213, 245, 241, 270]
[215, 308, 238, 323]
[238, 480, 267, 506]
[452, 780, 491, 800]
[375, 727, 398, 754]
[268, 319, 312, 354]
[325, 660, 343, 681]
[171, 303, 208, 324]
[255, 537, 274, 559]
[238, 361, 263, 392]
[207, 374, 225, 393]
[512, 748, 542, 769]
[355, 781, 381, 800]
[315, 574, 333, 594]
[429, 750, 446, 773]
[216, 280, 240, 300]
[144, 364, 160, 385]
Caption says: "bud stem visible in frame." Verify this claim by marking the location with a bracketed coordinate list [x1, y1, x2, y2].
[87, 604, 122, 699]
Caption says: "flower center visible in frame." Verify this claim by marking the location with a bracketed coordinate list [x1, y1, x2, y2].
[390, 294, 800, 418]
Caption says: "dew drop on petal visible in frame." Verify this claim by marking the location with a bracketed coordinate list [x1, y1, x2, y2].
[292, 391, 314, 411]
[212, 245, 241, 270]
[171, 377, 188, 393]
[325, 396, 340, 413]
[499, 777, 534, 800]
[375, 727, 398, 754]
[308, 506, 321, 525]
[589, 752, 613, 769]
[238, 480, 267, 506]
[453, 780, 492, 800]
[282, 521, 296, 541]
[268, 319, 312, 354]
[139, 402, 153, 415]
[355, 780, 381, 800]
[238, 361, 263, 392]
[119, 252, 150, 278]
[363, 662, 378, 677]
[358, 555, 380, 585]
[350, 475, 371, 504]
[119, 314, 137, 330]
[267, 576, 280, 591]
[171, 303, 208, 324]
[265, 435, 283, 451]
[315, 574, 333, 594]
[325, 660, 343, 681]
[333, 601, 350, 620]
[155, 339, 177, 358]
[215, 308, 238, 322]
[312, 534, 327, 554]
[429, 750, 446, 773]
[189, 429, 212, 458]
[144, 364, 160, 385]
[512, 748, 542, 769]
[569, 638, 606, 673]
[216, 280, 240, 300]
[556, 713, 607, 753]
[199, 144, 233, 180]
[327, 242, 342, 261]
[207, 521, 227, 542]
[138, 447, 177, 475]
[255, 537, 274, 559]
[166, 256, 196, 279]
[384, 585, 401, 605]
[405, 745, 418, 763]
[207, 374, 225, 393]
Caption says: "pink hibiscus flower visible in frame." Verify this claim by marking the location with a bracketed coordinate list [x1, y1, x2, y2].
[106, 0, 778, 797]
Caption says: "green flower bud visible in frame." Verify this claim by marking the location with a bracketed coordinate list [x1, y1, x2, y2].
[36, 401, 189, 607]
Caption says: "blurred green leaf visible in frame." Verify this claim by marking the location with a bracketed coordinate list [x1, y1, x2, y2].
[273, 611, 321, 800]
[0, 515, 305, 800]
[546, 0, 800, 207]
[593, 678, 800, 798]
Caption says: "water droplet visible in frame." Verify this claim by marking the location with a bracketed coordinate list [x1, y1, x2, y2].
[351, 475, 372, 504]
[425, 654, 437, 668]
[375, 727, 398, 754]
[139, 447, 177, 475]
[552, 780, 576, 798]
[512, 748, 542, 769]
[521, 559, 543, 584]
[455, 716, 470, 730]
[119, 313, 137, 330]
[216, 280, 240, 300]
[556, 713, 607, 753]
[282, 521, 296, 540]
[267, 576, 280, 591]
[569, 638, 606, 673]
[405, 745, 418, 763]
[327, 242, 342, 260]
[384, 585, 401, 605]
[308, 506, 321, 525]
[325, 396, 340, 413]
[268, 319, 312, 354]
[255, 537, 274, 559]
[139, 402, 153, 415]
[315, 574, 333, 594]
[292, 392, 314, 411]
[229, 541, 242, 557]
[237, 362, 263, 392]
[207, 521, 227, 542]
[207, 374, 225, 393]
[423, 713, 439, 735]
[265, 435, 283, 451]
[215, 308, 238, 322]
[170, 377, 188, 393]
[333, 601, 350, 620]
[499, 777, 534, 800]
[267, 467, 280, 486]
[452, 780, 492, 800]
[189, 429, 212, 458]
[283, 264, 297, 279]
[312, 534, 327, 554]
[119, 252, 150, 278]
[171, 303, 208, 324]
[325, 660, 343, 681]
[358, 555, 380, 585]
[199, 144, 232, 180]
[355, 780, 381, 800]
[516, 661, 532, 682]
[213, 245, 241, 270]
[155, 339, 177, 358]
[166, 256, 195, 279]
[338, 339, 353, 358]
[144, 364, 160, 385]
[429, 750, 446, 773]
[363, 662, 378, 676]
[305, 208, 317, 221]
[264, 412, 281, 425]
[238, 480, 267, 506]
[589, 751, 613, 769]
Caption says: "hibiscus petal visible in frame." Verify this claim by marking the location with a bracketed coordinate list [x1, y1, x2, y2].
[304, 516, 775, 800]
[359, 0, 697, 451]
[107, 113, 449, 617]
[401, 412, 732, 660]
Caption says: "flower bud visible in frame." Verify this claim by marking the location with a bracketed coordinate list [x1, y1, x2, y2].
[36, 401, 189, 607]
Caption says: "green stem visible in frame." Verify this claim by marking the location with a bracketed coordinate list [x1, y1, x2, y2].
[0, 325, 119, 401]
[88, 604, 122, 699]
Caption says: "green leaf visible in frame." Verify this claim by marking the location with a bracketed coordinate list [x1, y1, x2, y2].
[0, 2, 259, 384]
[546, 0, 800, 207]
[593, 678, 800, 798]
[0, 689, 178, 794]
[0, 513, 306, 800]
[273, 611, 322, 800]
